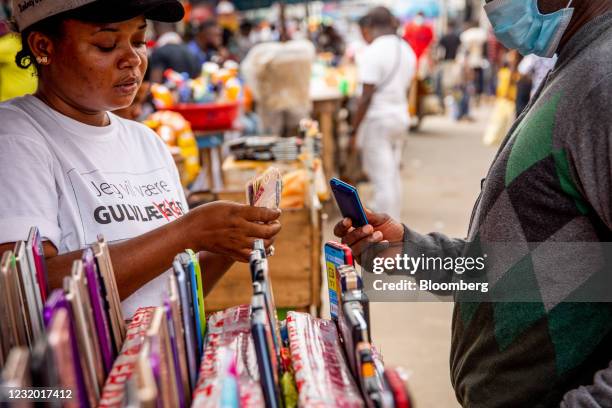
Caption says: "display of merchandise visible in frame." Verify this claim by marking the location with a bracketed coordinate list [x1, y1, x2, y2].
[227, 120, 322, 162]
[151, 61, 242, 109]
[227, 136, 298, 162]
[0, 228, 412, 407]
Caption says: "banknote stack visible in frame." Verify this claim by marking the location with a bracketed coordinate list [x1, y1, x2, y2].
[246, 166, 283, 210]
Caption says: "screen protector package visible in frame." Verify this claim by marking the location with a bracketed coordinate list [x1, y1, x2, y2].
[286, 311, 363, 407]
[192, 305, 264, 408]
[98, 307, 156, 408]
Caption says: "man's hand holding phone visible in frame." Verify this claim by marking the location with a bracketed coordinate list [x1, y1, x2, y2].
[333, 209, 404, 264]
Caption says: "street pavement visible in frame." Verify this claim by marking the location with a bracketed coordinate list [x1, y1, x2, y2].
[322, 104, 497, 407]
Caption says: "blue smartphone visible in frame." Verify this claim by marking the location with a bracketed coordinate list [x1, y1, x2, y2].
[329, 178, 369, 228]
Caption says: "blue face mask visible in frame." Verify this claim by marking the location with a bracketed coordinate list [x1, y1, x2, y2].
[484, 0, 574, 58]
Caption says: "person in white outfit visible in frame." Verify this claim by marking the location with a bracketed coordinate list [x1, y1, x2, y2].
[351, 7, 416, 220]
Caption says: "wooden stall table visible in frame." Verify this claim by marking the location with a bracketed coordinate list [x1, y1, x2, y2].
[194, 130, 226, 191]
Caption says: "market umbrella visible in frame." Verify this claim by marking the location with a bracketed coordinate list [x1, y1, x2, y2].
[393, 0, 441, 18]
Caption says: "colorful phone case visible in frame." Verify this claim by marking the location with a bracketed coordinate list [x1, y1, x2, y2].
[146, 307, 180, 408]
[64, 275, 101, 404]
[340, 301, 369, 379]
[173, 258, 198, 389]
[136, 341, 158, 408]
[251, 306, 280, 408]
[83, 248, 115, 374]
[71, 259, 105, 389]
[177, 252, 203, 357]
[186, 249, 206, 337]
[23, 237, 45, 335]
[164, 299, 185, 407]
[384, 368, 412, 408]
[14, 241, 44, 341]
[1, 251, 29, 348]
[27, 227, 49, 303]
[8, 251, 33, 348]
[324, 242, 353, 321]
[249, 247, 282, 370]
[43, 289, 90, 408]
[48, 308, 84, 408]
[167, 273, 191, 401]
[93, 236, 126, 353]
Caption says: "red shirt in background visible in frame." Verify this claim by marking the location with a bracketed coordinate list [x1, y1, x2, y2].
[403, 21, 434, 61]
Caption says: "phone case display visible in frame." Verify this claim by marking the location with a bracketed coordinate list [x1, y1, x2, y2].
[0, 230, 414, 408]
[0, 228, 49, 365]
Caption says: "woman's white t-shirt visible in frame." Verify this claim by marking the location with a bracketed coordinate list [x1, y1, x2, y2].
[0, 95, 189, 316]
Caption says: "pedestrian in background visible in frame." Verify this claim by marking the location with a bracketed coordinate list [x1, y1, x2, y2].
[149, 21, 200, 83]
[459, 21, 487, 105]
[435, 19, 461, 110]
[188, 19, 223, 65]
[402, 11, 434, 64]
[482, 50, 520, 146]
[352, 7, 416, 220]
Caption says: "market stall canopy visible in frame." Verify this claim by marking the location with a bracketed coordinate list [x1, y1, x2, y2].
[394, 0, 441, 18]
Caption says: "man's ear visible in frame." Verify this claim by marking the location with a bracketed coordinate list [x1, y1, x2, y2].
[28, 31, 55, 64]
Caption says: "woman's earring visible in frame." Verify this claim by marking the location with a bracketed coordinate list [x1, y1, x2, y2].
[36, 55, 49, 65]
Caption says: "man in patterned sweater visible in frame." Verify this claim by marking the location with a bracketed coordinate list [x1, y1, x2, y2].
[335, 1, 612, 406]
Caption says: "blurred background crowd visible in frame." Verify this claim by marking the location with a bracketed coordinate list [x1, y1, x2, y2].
[1, 0, 555, 146]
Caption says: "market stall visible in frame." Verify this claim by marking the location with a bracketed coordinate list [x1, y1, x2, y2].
[0, 225, 413, 407]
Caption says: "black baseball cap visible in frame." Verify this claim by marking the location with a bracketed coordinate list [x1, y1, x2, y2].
[12, 0, 185, 32]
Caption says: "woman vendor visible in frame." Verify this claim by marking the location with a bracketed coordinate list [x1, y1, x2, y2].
[0, 0, 281, 315]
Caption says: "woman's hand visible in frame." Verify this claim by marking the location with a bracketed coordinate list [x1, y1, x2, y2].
[333, 209, 404, 262]
[186, 201, 282, 262]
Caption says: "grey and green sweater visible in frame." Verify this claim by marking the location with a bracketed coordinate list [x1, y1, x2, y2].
[403, 13, 612, 408]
